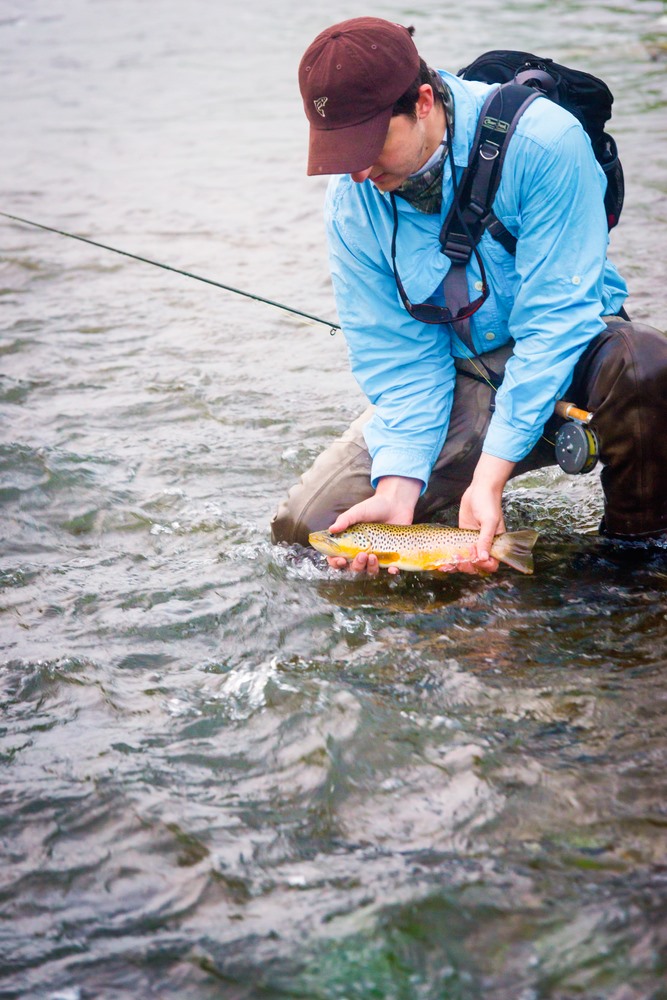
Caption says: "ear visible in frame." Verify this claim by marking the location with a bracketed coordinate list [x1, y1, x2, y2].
[415, 84, 435, 120]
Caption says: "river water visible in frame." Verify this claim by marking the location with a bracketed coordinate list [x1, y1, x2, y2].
[1, 1, 666, 998]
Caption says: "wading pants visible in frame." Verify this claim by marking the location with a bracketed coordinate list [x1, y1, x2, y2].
[271, 319, 667, 546]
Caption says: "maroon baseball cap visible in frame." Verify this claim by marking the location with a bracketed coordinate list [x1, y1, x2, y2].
[298, 17, 420, 176]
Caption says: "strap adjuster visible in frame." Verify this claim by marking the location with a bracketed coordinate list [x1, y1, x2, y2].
[442, 233, 473, 264]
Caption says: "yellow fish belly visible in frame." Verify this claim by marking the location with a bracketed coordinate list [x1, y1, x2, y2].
[308, 522, 539, 574]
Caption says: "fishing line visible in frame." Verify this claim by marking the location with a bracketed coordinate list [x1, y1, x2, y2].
[0, 211, 341, 334]
[1, 212, 597, 472]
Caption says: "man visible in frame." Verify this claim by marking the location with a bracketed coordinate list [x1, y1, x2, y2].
[272, 16, 667, 574]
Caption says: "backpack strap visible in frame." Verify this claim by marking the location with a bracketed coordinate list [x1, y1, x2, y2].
[485, 213, 518, 256]
[440, 82, 541, 353]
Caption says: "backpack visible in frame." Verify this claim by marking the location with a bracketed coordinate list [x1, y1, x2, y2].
[458, 50, 624, 236]
[438, 50, 624, 349]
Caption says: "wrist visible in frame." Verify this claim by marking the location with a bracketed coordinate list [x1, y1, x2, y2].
[472, 453, 515, 491]
[375, 475, 422, 514]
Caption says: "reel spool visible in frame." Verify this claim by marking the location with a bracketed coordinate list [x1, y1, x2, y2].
[554, 421, 599, 474]
[553, 401, 599, 475]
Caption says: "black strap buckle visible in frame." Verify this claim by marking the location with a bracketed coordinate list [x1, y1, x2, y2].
[442, 233, 474, 265]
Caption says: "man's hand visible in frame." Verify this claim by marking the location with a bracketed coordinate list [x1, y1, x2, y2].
[447, 453, 515, 575]
[326, 475, 422, 575]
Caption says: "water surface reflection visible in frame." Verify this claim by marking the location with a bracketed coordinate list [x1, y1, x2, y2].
[1, 0, 666, 996]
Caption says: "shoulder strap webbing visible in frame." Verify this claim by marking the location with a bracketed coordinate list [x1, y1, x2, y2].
[441, 82, 541, 353]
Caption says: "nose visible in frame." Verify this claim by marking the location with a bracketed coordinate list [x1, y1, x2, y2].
[350, 166, 373, 183]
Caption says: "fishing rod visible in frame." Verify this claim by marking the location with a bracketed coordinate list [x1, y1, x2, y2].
[2, 210, 598, 473]
[0, 211, 341, 334]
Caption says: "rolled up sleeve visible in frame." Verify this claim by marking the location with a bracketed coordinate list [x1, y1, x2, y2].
[482, 116, 611, 461]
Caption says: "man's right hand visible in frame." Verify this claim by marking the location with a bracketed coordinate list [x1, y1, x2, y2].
[326, 475, 422, 575]
[452, 452, 515, 575]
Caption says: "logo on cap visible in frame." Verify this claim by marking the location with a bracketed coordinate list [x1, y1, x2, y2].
[314, 97, 328, 118]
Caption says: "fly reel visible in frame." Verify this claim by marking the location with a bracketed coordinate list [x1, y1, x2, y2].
[553, 401, 599, 475]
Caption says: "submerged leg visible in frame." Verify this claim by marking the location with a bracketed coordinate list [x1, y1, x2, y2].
[271, 409, 375, 547]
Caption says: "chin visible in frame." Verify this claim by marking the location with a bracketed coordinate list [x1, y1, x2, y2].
[372, 175, 400, 192]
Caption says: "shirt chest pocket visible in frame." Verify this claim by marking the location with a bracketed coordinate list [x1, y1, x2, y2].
[480, 223, 520, 306]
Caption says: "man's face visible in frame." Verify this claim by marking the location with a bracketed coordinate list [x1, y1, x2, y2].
[350, 112, 429, 191]
[348, 85, 439, 191]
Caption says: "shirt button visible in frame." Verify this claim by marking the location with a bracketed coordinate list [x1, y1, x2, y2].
[485, 331, 495, 341]
[572, 275, 581, 285]
[474, 280, 484, 292]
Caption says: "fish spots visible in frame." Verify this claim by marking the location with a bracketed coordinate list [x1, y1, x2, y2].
[309, 523, 538, 574]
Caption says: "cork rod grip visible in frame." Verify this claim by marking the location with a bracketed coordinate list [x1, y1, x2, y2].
[554, 400, 593, 423]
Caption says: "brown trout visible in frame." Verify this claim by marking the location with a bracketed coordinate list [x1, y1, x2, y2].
[309, 522, 539, 574]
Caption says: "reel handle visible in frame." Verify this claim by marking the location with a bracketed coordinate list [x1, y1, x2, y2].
[553, 400, 598, 474]
[554, 400, 593, 424]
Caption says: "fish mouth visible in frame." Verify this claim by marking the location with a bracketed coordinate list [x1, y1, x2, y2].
[308, 530, 344, 557]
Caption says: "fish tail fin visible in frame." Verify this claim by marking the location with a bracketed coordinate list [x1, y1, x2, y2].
[492, 529, 539, 575]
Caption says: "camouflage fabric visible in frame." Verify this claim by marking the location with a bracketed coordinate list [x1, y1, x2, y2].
[396, 74, 455, 215]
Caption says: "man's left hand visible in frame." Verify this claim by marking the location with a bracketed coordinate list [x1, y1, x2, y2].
[443, 453, 515, 575]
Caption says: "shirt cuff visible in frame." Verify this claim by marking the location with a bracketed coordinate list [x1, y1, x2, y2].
[368, 445, 431, 493]
[482, 413, 544, 463]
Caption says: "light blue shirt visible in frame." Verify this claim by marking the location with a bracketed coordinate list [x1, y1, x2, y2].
[324, 70, 628, 490]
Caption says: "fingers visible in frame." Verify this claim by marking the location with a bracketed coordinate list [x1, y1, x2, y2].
[475, 538, 492, 564]
[467, 555, 499, 574]
[326, 552, 379, 574]
[328, 511, 356, 534]
[326, 552, 396, 577]
[328, 497, 380, 534]
[327, 556, 349, 571]
[351, 551, 379, 575]
[475, 522, 503, 563]
[436, 555, 499, 575]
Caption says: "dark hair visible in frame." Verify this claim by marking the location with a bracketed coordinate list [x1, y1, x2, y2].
[392, 57, 435, 119]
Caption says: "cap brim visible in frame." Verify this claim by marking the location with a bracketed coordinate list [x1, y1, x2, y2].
[306, 105, 393, 176]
